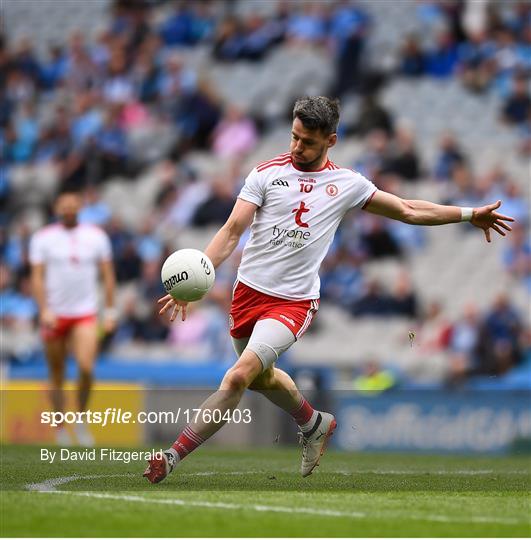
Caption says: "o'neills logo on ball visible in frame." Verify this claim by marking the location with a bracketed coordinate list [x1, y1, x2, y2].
[200, 258, 212, 275]
[326, 184, 338, 197]
[163, 272, 189, 291]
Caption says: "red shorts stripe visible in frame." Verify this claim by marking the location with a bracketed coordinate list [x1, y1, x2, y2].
[296, 299, 318, 338]
[229, 281, 319, 339]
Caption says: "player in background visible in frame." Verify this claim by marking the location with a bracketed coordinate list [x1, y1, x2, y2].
[144, 96, 514, 483]
[30, 191, 117, 446]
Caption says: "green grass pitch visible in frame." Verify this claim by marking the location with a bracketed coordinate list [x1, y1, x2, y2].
[1, 444, 529, 537]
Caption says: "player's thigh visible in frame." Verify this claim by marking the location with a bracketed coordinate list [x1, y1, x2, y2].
[70, 320, 99, 371]
[231, 336, 250, 358]
[246, 318, 296, 372]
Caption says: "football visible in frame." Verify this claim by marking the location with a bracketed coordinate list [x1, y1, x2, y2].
[160, 249, 215, 302]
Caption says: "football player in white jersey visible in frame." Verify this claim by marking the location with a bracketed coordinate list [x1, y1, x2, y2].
[30, 191, 117, 445]
[144, 96, 514, 483]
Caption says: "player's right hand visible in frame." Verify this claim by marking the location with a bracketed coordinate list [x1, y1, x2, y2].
[157, 294, 188, 322]
[40, 308, 57, 328]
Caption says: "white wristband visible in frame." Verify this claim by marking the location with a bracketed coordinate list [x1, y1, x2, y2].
[460, 207, 474, 222]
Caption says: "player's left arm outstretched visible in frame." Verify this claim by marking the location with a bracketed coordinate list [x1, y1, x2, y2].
[364, 191, 515, 242]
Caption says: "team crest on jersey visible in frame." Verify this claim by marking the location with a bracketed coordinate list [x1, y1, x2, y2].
[326, 184, 339, 197]
[272, 178, 289, 187]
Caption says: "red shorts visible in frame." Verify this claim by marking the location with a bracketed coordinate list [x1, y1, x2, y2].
[41, 314, 97, 341]
[229, 281, 319, 339]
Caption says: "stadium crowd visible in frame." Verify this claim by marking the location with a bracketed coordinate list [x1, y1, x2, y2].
[1, 0, 529, 384]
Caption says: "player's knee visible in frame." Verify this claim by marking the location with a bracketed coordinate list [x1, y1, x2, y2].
[223, 367, 251, 392]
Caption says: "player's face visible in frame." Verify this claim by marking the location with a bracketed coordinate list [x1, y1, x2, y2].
[55, 194, 81, 228]
[290, 118, 336, 171]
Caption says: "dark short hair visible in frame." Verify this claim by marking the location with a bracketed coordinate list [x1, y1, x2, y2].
[293, 96, 340, 135]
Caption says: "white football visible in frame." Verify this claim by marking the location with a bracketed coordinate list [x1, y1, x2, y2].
[161, 249, 215, 302]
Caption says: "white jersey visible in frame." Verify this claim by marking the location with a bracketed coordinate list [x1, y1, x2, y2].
[29, 223, 112, 317]
[237, 153, 377, 300]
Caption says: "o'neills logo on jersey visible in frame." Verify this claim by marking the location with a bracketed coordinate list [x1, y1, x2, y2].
[270, 225, 310, 249]
[298, 177, 316, 184]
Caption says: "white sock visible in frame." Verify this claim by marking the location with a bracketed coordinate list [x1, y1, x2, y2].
[166, 447, 180, 462]
[299, 410, 319, 434]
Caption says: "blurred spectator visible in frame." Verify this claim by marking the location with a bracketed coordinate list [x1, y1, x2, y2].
[11, 37, 41, 84]
[286, 3, 327, 45]
[168, 303, 230, 359]
[173, 80, 222, 154]
[496, 179, 528, 225]
[138, 259, 165, 300]
[359, 215, 403, 259]
[63, 30, 101, 91]
[135, 303, 170, 343]
[79, 186, 112, 226]
[502, 223, 531, 291]
[192, 176, 236, 227]
[447, 303, 481, 384]
[0, 264, 37, 326]
[136, 217, 164, 263]
[351, 279, 394, 317]
[412, 301, 453, 355]
[352, 96, 394, 137]
[239, 14, 286, 61]
[94, 105, 129, 180]
[329, 1, 370, 96]
[353, 129, 391, 181]
[492, 29, 524, 96]
[476, 294, 523, 375]
[443, 163, 479, 206]
[501, 73, 530, 126]
[2, 220, 31, 272]
[114, 238, 142, 283]
[426, 29, 459, 78]
[0, 264, 39, 362]
[213, 17, 245, 62]
[389, 271, 418, 318]
[11, 101, 39, 163]
[433, 131, 466, 181]
[102, 49, 134, 104]
[211, 105, 258, 159]
[320, 247, 364, 309]
[458, 29, 496, 93]
[398, 34, 426, 77]
[159, 3, 200, 47]
[384, 125, 421, 181]
[352, 359, 396, 392]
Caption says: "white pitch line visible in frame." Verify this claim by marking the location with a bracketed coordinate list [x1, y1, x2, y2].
[26, 474, 526, 526]
[26, 474, 136, 492]
[37, 490, 524, 526]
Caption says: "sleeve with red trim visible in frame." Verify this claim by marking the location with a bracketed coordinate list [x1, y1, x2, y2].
[349, 171, 378, 210]
[237, 167, 265, 207]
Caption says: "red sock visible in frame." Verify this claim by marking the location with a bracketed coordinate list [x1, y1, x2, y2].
[290, 397, 315, 426]
[171, 426, 205, 460]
